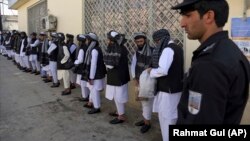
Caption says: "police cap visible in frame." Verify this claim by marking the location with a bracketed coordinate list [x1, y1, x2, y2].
[172, 0, 224, 10]
[172, 0, 200, 9]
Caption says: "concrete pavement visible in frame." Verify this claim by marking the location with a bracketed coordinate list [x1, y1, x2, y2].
[0, 55, 162, 141]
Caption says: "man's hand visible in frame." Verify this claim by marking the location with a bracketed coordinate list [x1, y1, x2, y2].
[135, 86, 139, 101]
[135, 96, 140, 101]
[88, 79, 94, 85]
[133, 78, 139, 87]
[147, 68, 152, 74]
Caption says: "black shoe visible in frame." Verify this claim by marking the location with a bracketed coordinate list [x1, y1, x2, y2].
[61, 90, 71, 95]
[70, 84, 76, 89]
[109, 111, 118, 117]
[110, 118, 125, 124]
[51, 83, 60, 88]
[35, 71, 40, 75]
[140, 124, 151, 133]
[41, 75, 46, 78]
[78, 97, 89, 102]
[23, 69, 29, 72]
[83, 103, 93, 109]
[88, 108, 101, 114]
[135, 120, 145, 126]
[44, 79, 52, 83]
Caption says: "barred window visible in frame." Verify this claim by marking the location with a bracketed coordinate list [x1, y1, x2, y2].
[28, 0, 48, 34]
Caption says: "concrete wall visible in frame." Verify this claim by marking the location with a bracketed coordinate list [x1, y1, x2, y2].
[47, 0, 83, 36]
[184, 0, 249, 71]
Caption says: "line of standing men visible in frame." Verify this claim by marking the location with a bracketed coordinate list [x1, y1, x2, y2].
[1, 29, 184, 141]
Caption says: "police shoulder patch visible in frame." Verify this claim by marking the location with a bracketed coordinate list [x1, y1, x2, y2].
[188, 90, 202, 115]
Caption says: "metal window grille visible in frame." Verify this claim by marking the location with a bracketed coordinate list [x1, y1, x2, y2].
[84, 0, 184, 61]
[28, 0, 47, 34]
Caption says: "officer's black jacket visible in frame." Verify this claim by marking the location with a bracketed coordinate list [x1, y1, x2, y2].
[177, 31, 250, 124]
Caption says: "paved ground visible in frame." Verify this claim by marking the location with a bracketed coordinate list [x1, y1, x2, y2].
[0, 54, 249, 141]
[0, 55, 162, 141]
[242, 92, 250, 124]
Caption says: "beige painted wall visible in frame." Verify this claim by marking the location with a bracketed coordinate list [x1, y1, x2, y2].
[184, 0, 248, 71]
[17, 0, 39, 33]
[47, 0, 83, 36]
[16, 0, 83, 40]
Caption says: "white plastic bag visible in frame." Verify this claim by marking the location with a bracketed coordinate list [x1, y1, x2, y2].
[139, 70, 156, 98]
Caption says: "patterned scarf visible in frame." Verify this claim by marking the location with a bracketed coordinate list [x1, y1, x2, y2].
[151, 36, 170, 68]
[41, 39, 49, 53]
[84, 41, 96, 66]
[137, 41, 152, 57]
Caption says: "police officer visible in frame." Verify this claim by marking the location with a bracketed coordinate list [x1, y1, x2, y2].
[172, 0, 250, 124]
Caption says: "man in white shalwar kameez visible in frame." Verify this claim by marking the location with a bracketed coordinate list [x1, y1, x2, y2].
[82, 33, 106, 114]
[66, 34, 77, 89]
[19, 32, 31, 72]
[56, 33, 71, 95]
[13, 32, 22, 70]
[0, 31, 9, 57]
[39, 32, 51, 82]
[0, 31, 5, 56]
[131, 32, 153, 133]
[104, 30, 130, 124]
[48, 32, 59, 87]
[74, 34, 90, 101]
[147, 29, 184, 141]
[2, 32, 12, 59]
[29, 32, 41, 75]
